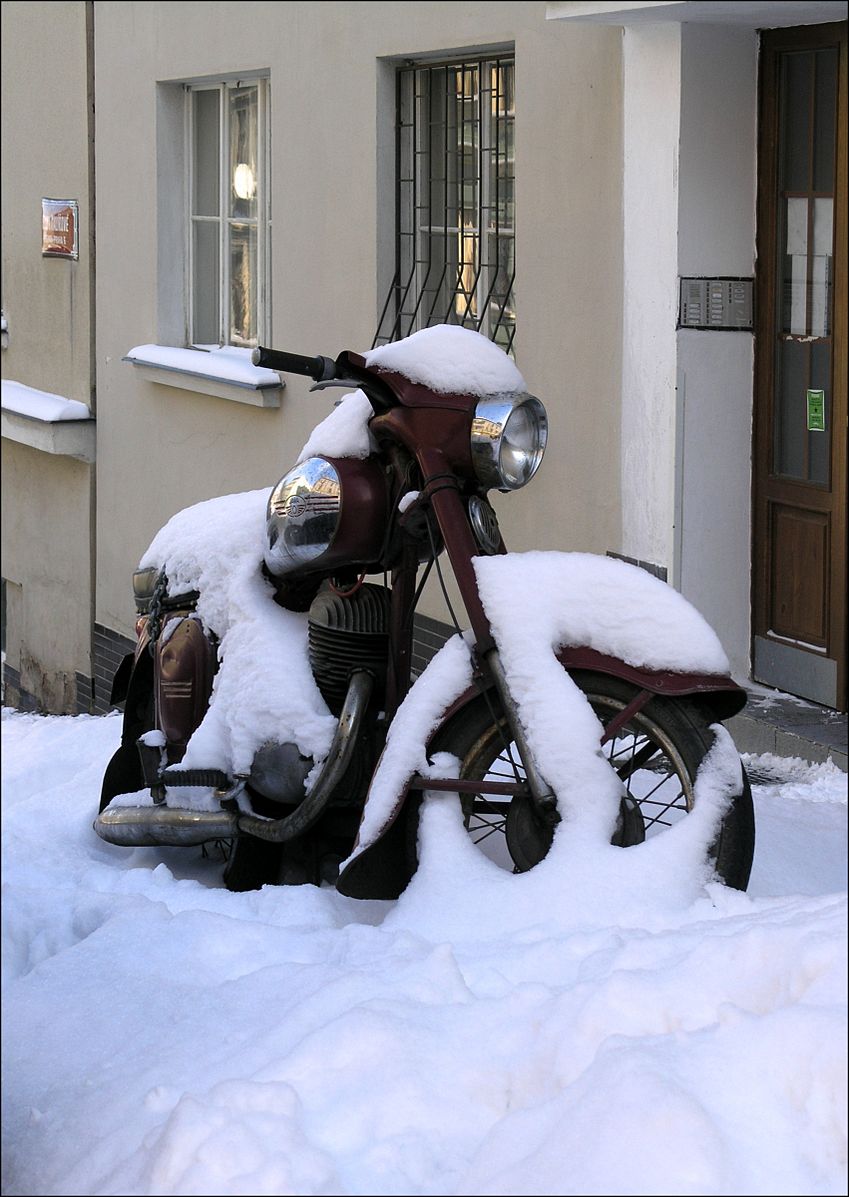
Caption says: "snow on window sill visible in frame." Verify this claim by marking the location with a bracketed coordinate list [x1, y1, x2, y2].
[125, 344, 284, 409]
[1, 381, 95, 462]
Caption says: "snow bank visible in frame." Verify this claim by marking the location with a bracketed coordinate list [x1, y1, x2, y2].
[1, 708, 846, 1197]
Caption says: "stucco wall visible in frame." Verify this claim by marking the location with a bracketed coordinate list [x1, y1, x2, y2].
[676, 23, 758, 679]
[1, 442, 93, 706]
[92, 1, 624, 637]
[1, 0, 94, 710]
[620, 20, 757, 679]
[1, 2, 93, 403]
[620, 22, 681, 572]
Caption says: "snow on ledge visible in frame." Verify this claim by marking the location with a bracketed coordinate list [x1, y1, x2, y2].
[1, 380, 91, 422]
[125, 344, 283, 389]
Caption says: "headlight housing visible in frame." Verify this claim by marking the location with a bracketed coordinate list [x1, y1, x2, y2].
[470, 393, 548, 491]
[264, 455, 388, 578]
[265, 457, 342, 576]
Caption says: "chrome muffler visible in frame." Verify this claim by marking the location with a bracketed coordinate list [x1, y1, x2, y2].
[94, 804, 237, 847]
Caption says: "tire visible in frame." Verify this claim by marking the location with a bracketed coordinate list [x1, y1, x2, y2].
[436, 671, 755, 891]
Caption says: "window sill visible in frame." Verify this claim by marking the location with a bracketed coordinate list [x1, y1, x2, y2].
[1, 409, 96, 463]
[125, 345, 284, 408]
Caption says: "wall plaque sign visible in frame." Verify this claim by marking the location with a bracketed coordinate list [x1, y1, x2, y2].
[42, 198, 79, 259]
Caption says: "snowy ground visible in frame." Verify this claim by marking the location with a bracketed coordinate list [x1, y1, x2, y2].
[1, 707, 846, 1197]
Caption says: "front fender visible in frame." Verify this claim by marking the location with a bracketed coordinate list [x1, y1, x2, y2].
[336, 648, 746, 900]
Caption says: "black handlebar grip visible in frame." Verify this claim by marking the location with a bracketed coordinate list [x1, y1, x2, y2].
[251, 346, 337, 382]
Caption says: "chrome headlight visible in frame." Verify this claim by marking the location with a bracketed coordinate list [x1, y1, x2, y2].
[470, 393, 548, 491]
[265, 456, 341, 576]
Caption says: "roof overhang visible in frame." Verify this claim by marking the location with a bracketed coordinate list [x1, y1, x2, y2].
[546, 2, 848, 27]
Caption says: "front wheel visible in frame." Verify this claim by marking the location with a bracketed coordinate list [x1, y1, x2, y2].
[437, 671, 754, 890]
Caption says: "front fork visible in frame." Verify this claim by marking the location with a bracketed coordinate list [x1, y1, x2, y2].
[412, 449, 559, 823]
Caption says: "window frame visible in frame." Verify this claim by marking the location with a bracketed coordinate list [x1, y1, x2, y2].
[184, 76, 271, 349]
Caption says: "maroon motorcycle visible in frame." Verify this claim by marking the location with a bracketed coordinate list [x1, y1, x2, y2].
[95, 328, 755, 896]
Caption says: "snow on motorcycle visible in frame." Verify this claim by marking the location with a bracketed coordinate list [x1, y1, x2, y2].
[95, 325, 755, 896]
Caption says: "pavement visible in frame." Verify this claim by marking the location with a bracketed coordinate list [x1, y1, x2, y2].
[727, 684, 848, 773]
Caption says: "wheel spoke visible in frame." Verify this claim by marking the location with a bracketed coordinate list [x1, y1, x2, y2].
[470, 822, 508, 845]
[615, 737, 663, 783]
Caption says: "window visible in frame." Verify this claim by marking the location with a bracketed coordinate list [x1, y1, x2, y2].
[375, 54, 515, 353]
[187, 78, 270, 348]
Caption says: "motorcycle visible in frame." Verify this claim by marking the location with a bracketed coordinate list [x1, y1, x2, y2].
[95, 325, 755, 897]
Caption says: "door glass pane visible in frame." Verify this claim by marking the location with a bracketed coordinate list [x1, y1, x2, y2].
[779, 51, 812, 193]
[229, 223, 257, 346]
[774, 340, 807, 479]
[229, 86, 258, 221]
[192, 221, 220, 344]
[812, 196, 834, 337]
[813, 47, 838, 191]
[781, 197, 808, 335]
[192, 90, 220, 217]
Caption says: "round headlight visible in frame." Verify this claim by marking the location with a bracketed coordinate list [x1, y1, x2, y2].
[470, 393, 548, 491]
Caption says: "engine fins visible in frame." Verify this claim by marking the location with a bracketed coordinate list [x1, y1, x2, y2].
[308, 584, 391, 713]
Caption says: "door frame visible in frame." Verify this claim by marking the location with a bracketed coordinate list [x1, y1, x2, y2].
[753, 20, 847, 711]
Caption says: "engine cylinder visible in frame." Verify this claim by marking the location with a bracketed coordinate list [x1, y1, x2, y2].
[308, 584, 391, 714]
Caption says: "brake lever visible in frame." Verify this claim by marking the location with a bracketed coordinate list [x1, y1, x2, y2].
[309, 378, 363, 392]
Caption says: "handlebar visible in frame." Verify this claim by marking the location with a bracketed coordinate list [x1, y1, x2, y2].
[251, 345, 338, 382]
[252, 344, 397, 413]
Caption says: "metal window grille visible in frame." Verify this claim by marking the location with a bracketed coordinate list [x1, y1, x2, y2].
[374, 55, 516, 354]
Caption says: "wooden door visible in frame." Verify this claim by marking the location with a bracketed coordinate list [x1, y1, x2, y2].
[753, 22, 847, 711]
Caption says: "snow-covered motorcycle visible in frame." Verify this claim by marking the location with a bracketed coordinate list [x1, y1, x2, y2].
[95, 326, 755, 895]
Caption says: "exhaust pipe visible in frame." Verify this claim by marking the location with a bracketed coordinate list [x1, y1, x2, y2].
[237, 669, 373, 843]
[94, 804, 237, 847]
[95, 669, 373, 850]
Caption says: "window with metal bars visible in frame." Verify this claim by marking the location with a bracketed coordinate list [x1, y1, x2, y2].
[374, 54, 516, 354]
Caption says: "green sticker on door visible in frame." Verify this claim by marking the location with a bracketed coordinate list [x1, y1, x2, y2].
[806, 389, 826, 432]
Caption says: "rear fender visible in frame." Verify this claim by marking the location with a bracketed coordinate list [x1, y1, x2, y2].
[99, 641, 155, 811]
[335, 647, 746, 899]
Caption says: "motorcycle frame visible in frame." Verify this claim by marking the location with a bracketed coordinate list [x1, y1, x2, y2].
[99, 348, 747, 874]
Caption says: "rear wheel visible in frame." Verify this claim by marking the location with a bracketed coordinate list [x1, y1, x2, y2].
[440, 672, 754, 890]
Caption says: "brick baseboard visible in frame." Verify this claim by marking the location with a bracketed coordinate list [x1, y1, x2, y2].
[1, 663, 41, 712]
[411, 612, 454, 677]
[93, 623, 135, 714]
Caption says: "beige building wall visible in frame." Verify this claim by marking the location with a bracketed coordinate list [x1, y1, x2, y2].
[1, 1, 95, 711]
[92, 1, 624, 639]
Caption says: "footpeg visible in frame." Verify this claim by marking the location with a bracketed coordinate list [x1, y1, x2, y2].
[161, 768, 230, 789]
